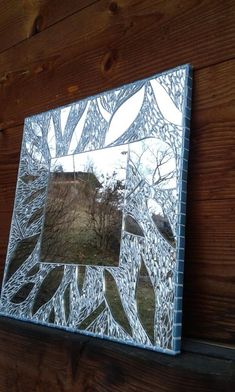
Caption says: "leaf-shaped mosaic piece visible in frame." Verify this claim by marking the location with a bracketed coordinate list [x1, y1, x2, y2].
[31, 122, 42, 138]
[150, 79, 182, 126]
[26, 264, 40, 277]
[60, 107, 71, 135]
[148, 199, 176, 247]
[27, 207, 44, 227]
[48, 308, 55, 324]
[105, 86, 145, 146]
[47, 117, 56, 158]
[6, 234, 40, 280]
[32, 266, 64, 315]
[23, 187, 46, 206]
[152, 213, 175, 247]
[68, 102, 90, 154]
[104, 270, 132, 336]
[136, 260, 155, 343]
[124, 214, 144, 237]
[78, 300, 106, 330]
[26, 143, 44, 163]
[97, 97, 111, 122]
[77, 266, 86, 295]
[20, 174, 39, 184]
[64, 284, 70, 322]
[11, 283, 35, 304]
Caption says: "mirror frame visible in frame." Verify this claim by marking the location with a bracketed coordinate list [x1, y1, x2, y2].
[0, 64, 192, 355]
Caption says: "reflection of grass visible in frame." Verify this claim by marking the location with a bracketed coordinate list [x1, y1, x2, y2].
[41, 178, 122, 267]
[41, 206, 120, 266]
[32, 266, 64, 315]
[41, 228, 119, 266]
[105, 270, 132, 336]
[136, 277, 155, 343]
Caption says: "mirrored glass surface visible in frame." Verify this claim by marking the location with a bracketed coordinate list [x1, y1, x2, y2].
[0, 65, 192, 355]
[41, 146, 128, 266]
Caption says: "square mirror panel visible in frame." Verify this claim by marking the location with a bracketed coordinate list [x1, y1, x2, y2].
[0, 65, 192, 354]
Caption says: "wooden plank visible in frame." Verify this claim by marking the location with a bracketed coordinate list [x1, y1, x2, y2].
[0, 317, 234, 392]
[0, 0, 235, 129]
[0, 125, 22, 283]
[0, 125, 21, 211]
[0, 0, 98, 54]
[188, 59, 235, 201]
[182, 338, 235, 360]
[0, 212, 12, 285]
[183, 198, 235, 343]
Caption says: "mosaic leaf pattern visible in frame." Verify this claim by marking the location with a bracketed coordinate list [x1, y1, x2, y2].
[0, 65, 192, 354]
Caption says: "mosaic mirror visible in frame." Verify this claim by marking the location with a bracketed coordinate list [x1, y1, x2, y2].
[0, 65, 192, 354]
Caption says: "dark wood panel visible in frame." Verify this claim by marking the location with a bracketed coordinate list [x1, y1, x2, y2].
[0, 125, 21, 210]
[0, 212, 12, 285]
[0, 0, 235, 129]
[0, 125, 22, 283]
[0, 317, 234, 392]
[0, 0, 98, 54]
[188, 59, 235, 201]
[184, 199, 235, 343]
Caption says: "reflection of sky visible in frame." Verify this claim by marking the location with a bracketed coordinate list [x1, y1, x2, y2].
[50, 145, 128, 183]
[148, 198, 163, 215]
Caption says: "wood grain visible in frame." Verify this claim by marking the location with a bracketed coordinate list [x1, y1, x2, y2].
[184, 199, 235, 343]
[0, 125, 21, 284]
[0, 317, 234, 392]
[0, 126, 21, 209]
[0, 0, 235, 389]
[0, 0, 98, 54]
[0, 0, 235, 129]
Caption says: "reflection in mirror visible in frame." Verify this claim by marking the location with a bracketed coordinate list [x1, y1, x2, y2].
[40, 146, 128, 266]
[136, 260, 155, 343]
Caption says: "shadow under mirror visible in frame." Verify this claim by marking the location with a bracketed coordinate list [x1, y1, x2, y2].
[40, 146, 128, 266]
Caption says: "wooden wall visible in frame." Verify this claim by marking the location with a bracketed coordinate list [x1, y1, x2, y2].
[0, 1, 234, 390]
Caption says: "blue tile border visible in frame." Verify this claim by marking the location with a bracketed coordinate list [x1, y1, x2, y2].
[173, 64, 193, 351]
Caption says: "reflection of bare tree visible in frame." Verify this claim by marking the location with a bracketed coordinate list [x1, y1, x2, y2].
[40, 170, 81, 262]
[125, 139, 176, 246]
[129, 139, 176, 188]
[40, 168, 124, 266]
[86, 172, 124, 252]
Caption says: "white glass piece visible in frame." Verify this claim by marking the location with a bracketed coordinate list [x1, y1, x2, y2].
[105, 86, 145, 146]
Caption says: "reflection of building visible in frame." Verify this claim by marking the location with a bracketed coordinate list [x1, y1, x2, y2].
[51, 171, 102, 202]
[52, 171, 102, 188]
